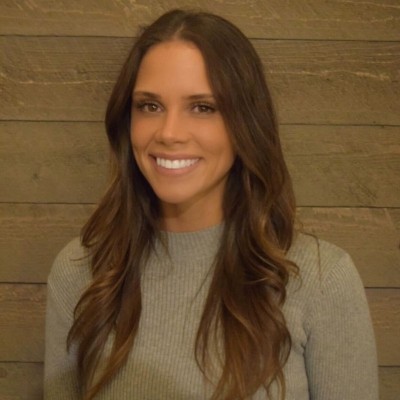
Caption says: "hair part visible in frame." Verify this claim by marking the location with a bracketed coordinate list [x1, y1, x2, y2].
[68, 9, 297, 400]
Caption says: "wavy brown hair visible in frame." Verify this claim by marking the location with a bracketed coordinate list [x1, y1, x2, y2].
[68, 9, 297, 400]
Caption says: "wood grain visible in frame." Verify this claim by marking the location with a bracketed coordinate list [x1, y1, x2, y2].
[0, 284, 46, 362]
[255, 40, 400, 126]
[1, 122, 399, 207]
[0, 203, 94, 283]
[0, 362, 43, 400]
[0, 284, 398, 365]
[368, 289, 400, 366]
[281, 125, 400, 207]
[1, 38, 399, 124]
[388, 209, 400, 234]
[379, 367, 400, 400]
[1, 0, 399, 40]
[0, 122, 109, 204]
[0, 363, 397, 400]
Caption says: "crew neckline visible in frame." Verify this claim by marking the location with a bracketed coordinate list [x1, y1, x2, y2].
[156, 223, 224, 262]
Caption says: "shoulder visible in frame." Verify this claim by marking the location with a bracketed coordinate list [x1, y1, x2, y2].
[48, 237, 91, 287]
[47, 237, 92, 321]
[285, 232, 368, 320]
[287, 232, 362, 291]
[285, 232, 370, 332]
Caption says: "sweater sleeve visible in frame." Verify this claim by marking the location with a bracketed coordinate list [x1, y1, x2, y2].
[44, 283, 80, 399]
[304, 252, 379, 399]
[44, 239, 89, 399]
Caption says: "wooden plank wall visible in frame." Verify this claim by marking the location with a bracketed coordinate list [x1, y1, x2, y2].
[0, 1, 399, 398]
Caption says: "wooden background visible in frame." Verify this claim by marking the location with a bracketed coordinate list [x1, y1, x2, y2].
[1, 0, 399, 398]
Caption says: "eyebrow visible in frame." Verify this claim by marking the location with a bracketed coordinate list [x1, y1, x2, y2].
[133, 91, 215, 101]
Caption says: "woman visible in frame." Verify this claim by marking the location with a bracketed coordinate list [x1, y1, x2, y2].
[44, 9, 378, 400]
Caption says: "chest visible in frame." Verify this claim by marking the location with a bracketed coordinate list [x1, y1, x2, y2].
[96, 266, 310, 399]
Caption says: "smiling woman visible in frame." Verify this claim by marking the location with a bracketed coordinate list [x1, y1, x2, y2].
[44, 9, 378, 400]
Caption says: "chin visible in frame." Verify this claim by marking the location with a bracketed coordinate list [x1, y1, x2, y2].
[155, 193, 193, 208]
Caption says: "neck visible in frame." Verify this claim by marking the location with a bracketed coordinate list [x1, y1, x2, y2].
[160, 202, 223, 232]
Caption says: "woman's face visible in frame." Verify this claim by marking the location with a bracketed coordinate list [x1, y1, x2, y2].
[130, 40, 235, 229]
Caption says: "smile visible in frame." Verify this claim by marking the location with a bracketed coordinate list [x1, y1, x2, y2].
[156, 157, 199, 170]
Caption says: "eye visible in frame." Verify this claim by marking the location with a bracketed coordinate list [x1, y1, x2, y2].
[134, 101, 162, 113]
[192, 102, 216, 114]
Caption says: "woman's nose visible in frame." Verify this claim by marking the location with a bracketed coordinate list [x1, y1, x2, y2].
[155, 109, 188, 144]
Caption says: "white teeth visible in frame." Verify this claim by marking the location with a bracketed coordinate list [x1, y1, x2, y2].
[156, 158, 199, 169]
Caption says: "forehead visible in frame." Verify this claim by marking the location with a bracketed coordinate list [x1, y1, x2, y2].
[134, 40, 213, 94]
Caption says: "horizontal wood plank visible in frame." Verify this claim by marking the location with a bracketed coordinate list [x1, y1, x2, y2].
[1, 203, 399, 286]
[256, 40, 400, 126]
[281, 125, 400, 208]
[379, 367, 400, 400]
[0, 0, 399, 40]
[1, 38, 399, 125]
[0, 203, 94, 283]
[1, 122, 399, 207]
[367, 289, 400, 366]
[0, 362, 397, 400]
[0, 284, 398, 367]
[0, 122, 109, 204]
[0, 285, 46, 362]
[0, 362, 43, 400]
[388, 209, 400, 234]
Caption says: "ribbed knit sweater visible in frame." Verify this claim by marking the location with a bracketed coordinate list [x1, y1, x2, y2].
[44, 225, 378, 399]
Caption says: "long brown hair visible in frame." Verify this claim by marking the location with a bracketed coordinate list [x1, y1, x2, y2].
[68, 9, 297, 399]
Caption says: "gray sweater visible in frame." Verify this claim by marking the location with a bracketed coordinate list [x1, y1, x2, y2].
[44, 225, 378, 399]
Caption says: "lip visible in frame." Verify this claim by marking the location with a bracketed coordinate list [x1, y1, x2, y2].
[150, 152, 200, 160]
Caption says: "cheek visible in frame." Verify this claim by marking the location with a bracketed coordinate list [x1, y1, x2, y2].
[219, 140, 235, 170]
[130, 116, 160, 148]
[130, 120, 148, 150]
[203, 130, 234, 159]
